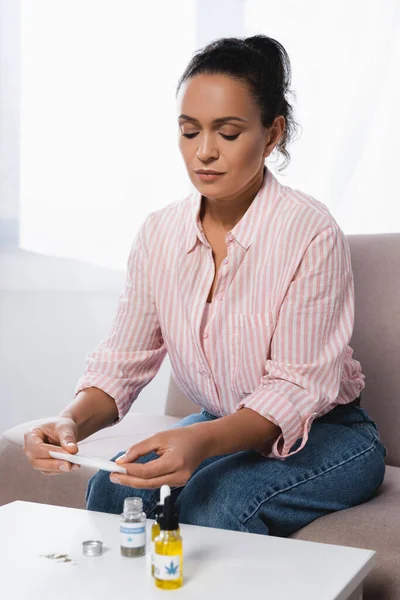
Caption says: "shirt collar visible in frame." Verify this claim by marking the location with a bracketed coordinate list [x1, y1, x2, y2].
[184, 165, 282, 254]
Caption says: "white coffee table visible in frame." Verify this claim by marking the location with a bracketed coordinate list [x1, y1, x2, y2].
[0, 501, 374, 599]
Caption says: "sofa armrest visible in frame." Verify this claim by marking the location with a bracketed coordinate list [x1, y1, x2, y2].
[0, 435, 90, 509]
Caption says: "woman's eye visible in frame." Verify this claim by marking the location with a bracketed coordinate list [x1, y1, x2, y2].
[182, 132, 240, 141]
[221, 133, 240, 140]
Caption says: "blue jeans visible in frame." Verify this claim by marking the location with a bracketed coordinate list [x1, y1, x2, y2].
[86, 400, 387, 537]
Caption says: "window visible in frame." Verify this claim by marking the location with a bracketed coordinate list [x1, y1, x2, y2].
[20, 0, 197, 269]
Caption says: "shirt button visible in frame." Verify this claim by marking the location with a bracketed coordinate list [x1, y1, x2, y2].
[203, 333, 208, 339]
[217, 295, 223, 301]
[227, 233, 233, 242]
[223, 258, 228, 265]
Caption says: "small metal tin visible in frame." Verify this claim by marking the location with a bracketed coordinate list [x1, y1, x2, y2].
[82, 540, 103, 557]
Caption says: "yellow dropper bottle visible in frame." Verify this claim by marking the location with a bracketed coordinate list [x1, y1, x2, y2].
[151, 485, 171, 576]
[154, 495, 183, 590]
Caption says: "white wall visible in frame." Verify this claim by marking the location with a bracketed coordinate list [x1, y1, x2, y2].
[0, 249, 171, 434]
[0, 0, 20, 246]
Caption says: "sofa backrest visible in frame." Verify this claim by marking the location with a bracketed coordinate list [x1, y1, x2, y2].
[347, 233, 400, 466]
[165, 233, 400, 466]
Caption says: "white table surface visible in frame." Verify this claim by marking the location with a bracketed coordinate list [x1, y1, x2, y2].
[0, 501, 375, 599]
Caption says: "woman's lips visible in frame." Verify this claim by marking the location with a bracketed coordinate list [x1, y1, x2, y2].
[195, 172, 225, 182]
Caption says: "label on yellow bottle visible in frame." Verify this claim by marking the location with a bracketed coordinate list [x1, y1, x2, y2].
[153, 553, 181, 580]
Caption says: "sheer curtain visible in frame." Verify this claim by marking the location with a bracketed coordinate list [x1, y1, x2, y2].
[20, 0, 197, 270]
[246, 0, 400, 232]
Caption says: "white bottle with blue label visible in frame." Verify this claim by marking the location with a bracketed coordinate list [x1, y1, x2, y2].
[120, 497, 147, 557]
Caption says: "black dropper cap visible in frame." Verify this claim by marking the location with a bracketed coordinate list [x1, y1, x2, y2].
[154, 485, 171, 523]
[159, 495, 179, 531]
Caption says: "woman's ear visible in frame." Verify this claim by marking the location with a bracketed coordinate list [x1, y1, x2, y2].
[263, 115, 285, 158]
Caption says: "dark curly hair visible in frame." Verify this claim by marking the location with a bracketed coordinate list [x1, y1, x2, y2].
[176, 35, 301, 172]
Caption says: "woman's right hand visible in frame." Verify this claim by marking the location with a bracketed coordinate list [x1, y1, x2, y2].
[23, 417, 81, 476]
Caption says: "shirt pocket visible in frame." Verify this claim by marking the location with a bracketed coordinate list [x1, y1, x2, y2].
[230, 312, 275, 395]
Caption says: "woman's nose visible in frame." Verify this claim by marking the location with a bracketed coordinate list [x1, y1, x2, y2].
[196, 134, 219, 161]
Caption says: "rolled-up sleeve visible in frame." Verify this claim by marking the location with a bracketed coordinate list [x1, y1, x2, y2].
[73, 216, 167, 425]
[236, 225, 356, 460]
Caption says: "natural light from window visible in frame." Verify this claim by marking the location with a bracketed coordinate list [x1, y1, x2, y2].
[20, 0, 196, 269]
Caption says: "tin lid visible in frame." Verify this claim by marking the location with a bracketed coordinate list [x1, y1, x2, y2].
[82, 540, 103, 556]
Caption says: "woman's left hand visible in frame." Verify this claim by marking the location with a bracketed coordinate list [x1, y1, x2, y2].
[110, 425, 210, 489]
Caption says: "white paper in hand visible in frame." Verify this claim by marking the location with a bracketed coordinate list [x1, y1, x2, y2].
[49, 451, 127, 474]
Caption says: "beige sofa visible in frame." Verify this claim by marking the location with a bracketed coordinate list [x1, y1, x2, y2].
[1, 233, 399, 599]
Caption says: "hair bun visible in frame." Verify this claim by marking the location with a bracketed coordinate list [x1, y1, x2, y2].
[244, 35, 274, 56]
[244, 35, 289, 85]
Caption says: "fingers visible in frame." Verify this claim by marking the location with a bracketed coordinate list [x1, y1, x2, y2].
[23, 420, 81, 476]
[23, 429, 50, 461]
[39, 469, 78, 476]
[24, 429, 74, 461]
[24, 427, 81, 474]
[57, 424, 79, 453]
[32, 458, 81, 474]
[116, 436, 159, 464]
[59, 439, 78, 453]
[124, 455, 176, 480]
[111, 454, 188, 489]
[24, 428, 45, 453]
[111, 472, 187, 489]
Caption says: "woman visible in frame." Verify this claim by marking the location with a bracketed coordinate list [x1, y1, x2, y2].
[24, 35, 386, 537]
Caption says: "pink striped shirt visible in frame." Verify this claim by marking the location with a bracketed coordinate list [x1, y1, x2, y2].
[74, 165, 365, 460]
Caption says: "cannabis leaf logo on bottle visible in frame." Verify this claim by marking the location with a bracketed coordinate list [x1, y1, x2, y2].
[127, 536, 133, 542]
[165, 560, 179, 575]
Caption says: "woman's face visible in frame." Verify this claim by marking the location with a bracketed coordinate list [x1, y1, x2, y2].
[176, 73, 283, 199]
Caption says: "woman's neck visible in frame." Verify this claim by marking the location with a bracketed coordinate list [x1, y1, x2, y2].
[200, 166, 265, 230]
